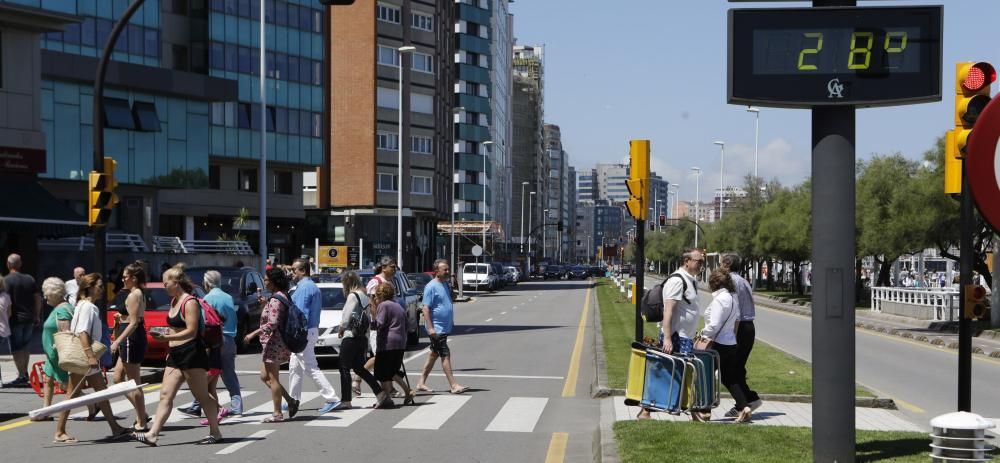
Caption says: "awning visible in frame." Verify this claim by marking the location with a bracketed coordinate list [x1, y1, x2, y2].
[0, 179, 90, 237]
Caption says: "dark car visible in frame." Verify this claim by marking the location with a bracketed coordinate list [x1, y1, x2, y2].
[568, 266, 589, 279]
[183, 266, 269, 353]
[409, 272, 433, 295]
[590, 266, 606, 277]
[544, 265, 565, 280]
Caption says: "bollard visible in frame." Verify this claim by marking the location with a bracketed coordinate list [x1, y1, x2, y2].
[929, 411, 995, 462]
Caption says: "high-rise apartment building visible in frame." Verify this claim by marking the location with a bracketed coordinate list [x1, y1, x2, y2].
[511, 44, 544, 261]
[714, 186, 747, 220]
[576, 168, 596, 202]
[315, 0, 454, 272]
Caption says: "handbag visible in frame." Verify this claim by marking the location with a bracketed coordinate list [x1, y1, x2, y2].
[54, 331, 108, 375]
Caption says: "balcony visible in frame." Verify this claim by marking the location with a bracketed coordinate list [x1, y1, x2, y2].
[455, 153, 492, 175]
[455, 183, 492, 204]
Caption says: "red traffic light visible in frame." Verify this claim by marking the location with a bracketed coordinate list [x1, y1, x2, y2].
[972, 285, 987, 299]
[962, 63, 996, 92]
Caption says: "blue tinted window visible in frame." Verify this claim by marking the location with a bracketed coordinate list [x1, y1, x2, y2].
[313, 9, 322, 33]
[210, 0, 224, 12]
[311, 113, 320, 138]
[81, 17, 96, 46]
[299, 110, 310, 137]
[63, 22, 81, 44]
[251, 0, 260, 20]
[266, 51, 275, 77]
[225, 43, 237, 72]
[144, 29, 159, 57]
[209, 42, 224, 68]
[301, 7, 313, 33]
[275, 3, 286, 26]
[276, 53, 287, 80]
[238, 0, 250, 17]
[46, 30, 62, 42]
[115, 25, 127, 52]
[287, 4, 299, 28]
[129, 24, 143, 55]
[265, 0, 274, 22]
[287, 56, 299, 82]
[287, 108, 299, 134]
[237, 103, 251, 129]
[132, 101, 161, 132]
[275, 107, 287, 133]
[300, 58, 311, 85]
[96, 19, 111, 49]
[312, 61, 320, 85]
[104, 98, 135, 130]
[224, 0, 236, 14]
[238, 46, 250, 73]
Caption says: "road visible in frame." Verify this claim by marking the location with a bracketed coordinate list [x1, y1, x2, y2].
[0, 280, 599, 461]
[643, 273, 1000, 428]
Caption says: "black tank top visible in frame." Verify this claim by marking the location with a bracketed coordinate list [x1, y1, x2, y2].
[167, 302, 187, 329]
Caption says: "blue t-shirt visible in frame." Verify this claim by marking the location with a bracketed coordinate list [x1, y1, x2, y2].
[421, 279, 454, 335]
[291, 277, 322, 330]
[204, 287, 238, 338]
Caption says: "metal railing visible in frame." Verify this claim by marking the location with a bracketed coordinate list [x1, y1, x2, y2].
[181, 240, 254, 255]
[870, 286, 959, 321]
[39, 233, 148, 252]
[152, 236, 187, 253]
[40, 234, 253, 255]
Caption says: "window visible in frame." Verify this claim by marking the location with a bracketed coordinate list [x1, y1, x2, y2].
[273, 171, 293, 195]
[237, 103, 251, 129]
[238, 46, 251, 73]
[288, 109, 300, 134]
[210, 102, 225, 125]
[411, 176, 432, 195]
[377, 45, 398, 67]
[299, 110, 311, 137]
[312, 113, 321, 138]
[411, 12, 433, 31]
[145, 29, 159, 58]
[377, 87, 398, 109]
[238, 168, 258, 192]
[411, 136, 432, 155]
[377, 173, 398, 192]
[411, 93, 433, 114]
[288, 56, 299, 82]
[81, 17, 95, 47]
[376, 4, 400, 24]
[209, 165, 220, 190]
[128, 24, 142, 55]
[377, 131, 399, 150]
[103, 98, 135, 130]
[412, 53, 433, 74]
[225, 43, 237, 72]
[209, 42, 224, 69]
[132, 102, 161, 132]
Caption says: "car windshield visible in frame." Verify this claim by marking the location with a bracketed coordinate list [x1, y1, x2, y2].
[320, 287, 346, 310]
[184, 269, 243, 297]
[465, 264, 489, 273]
[412, 274, 432, 285]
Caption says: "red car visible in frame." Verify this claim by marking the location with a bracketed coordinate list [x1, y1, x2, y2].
[106, 282, 205, 364]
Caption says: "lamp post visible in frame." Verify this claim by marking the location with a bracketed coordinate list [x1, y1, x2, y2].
[691, 167, 702, 248]
[714, 140, 725, 219]
[451, 106, 465, 274]
[396, 45, 416, 270]
[747, 106, 760, 178]
[520, 181, 529, 255]
[482, 140, 493, 258]
[528, 191, 536, 277]
[543, 208, 550, 259]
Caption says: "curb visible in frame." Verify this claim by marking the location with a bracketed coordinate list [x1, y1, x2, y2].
[590, 281, 620, 463]
[600, 389, 896, 410]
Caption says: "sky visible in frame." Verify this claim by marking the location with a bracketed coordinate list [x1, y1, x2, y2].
[509, 0, 1000, 203]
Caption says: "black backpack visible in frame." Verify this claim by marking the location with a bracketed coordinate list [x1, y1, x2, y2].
[347, 292, 371, 335]
[640, 273, 691, 322]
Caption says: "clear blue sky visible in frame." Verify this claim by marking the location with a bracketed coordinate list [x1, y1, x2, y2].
[511, 0, 1000, 203]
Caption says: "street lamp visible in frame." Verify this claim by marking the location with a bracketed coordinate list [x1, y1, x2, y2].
[482, 140, 493, 258]
[714, 140, 725, 219]
[528, 191, 536, 276]
[543, 208, 550, 259]
[396, 45, 416, 270]
[691, 167, 702, 248]
[520, 181, 529, 254]
[451, 106, 465, 274]
[747, 106, 760, 179]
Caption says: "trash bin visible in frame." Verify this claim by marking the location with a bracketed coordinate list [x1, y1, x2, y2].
[929, 411, 995, 462]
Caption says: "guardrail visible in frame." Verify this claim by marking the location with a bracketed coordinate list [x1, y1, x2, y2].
[181, 240, 254, 255]
[39, 233, 148, 252]
[152, 236, 187, 253]
[40, 234, 253, 255]
[870, 286, 959, 321]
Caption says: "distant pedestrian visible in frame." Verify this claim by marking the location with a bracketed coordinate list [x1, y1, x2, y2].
[243, 267, 297, 423]
[4, 253, 41, 388]
[637, 248, 702, 420]
[110, 261, 149, 431]
[64, 267, 85, 306]
[371, 282, 415, 406]
[416, 259, 469, 395]
[34, 278, 71, 423]
[0, 276, 10, 348]
[54, 273, 131, 443]
[336, 271, 384, 409]
[288, 258, 341, 414]
[134, 264, 223, 446]
[697, 268, 751, 423]
[720, 254, 763, 420]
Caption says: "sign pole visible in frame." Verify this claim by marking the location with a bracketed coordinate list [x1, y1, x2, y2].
[958, 165, 973, 411]
[634, 220, 645, 342]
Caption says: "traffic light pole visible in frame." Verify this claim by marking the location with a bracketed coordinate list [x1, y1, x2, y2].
[92, 0, 145, 283]
[959, 166, 973, 412]
[634, 219, 644, 343]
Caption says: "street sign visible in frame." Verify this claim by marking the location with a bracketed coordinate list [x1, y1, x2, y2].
[471, 245, 483, 257]
[728, 6, 942, 108]
[318, 245, 349, 268]
[965, 97, 1000, 231]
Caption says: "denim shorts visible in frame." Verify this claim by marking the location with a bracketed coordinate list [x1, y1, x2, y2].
[659, 331, 693, 355]
[8, 321, 34, 352]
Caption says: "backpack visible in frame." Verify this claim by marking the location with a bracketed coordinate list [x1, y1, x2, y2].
[640, 273, 691, 322]
[273, 293, 309, 354]
[178, 294, 224, 349]
[347, 292, 371, 335]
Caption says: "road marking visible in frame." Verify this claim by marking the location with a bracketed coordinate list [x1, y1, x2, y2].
[73, 388, 189, 420]
[858, 383, 926, 414]
[403, 347, 432, 364]
[216, 429, 274, 455]
[410, 372, 563, 380]
[544, 432, 569, 463]
[0, 419, 32, 432]
[501, 311, 508, 315]
[562, 285, 591, 397]
[393, 394, 471, 430]
[224, 391, 320, 425]
[305, 397, 376, 427]
[485, 318, 494, 322]
[485, 397, 548, 432]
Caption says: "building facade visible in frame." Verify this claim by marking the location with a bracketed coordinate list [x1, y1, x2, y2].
[510, 44, 544, 264]
[316, 0, 454, 272]
[576, 167, 596, 202]
[713, 186, 747, 220]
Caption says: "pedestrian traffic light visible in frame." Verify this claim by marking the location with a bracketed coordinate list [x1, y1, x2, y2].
[659, 215, 666, 227]
[625, 140, 650, 220]
[88, 157, 119, 227]
[964, 284, 988, 320]
[954, 62, 995, 157]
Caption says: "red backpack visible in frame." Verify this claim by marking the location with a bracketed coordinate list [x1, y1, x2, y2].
[177, 294, 225, 349]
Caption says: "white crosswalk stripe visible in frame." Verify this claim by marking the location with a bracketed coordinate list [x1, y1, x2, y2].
[216, 430, 274, 455]
[393, 394, 471, 430]
[305, 397, 377, 427]
[484, 397, 548, 433]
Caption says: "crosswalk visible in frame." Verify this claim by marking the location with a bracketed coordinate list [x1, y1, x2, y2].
[76, 387, 551, 434]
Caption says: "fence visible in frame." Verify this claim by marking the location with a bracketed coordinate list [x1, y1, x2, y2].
[870, 286, 959, 321]
[40, 234, 253, 255]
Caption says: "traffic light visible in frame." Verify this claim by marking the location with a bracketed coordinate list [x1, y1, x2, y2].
[964, 284, 988, 320]
[625, 140, 650, 220]
[954, 62, 994, 156]
[659, 215, 666, 227]
[88, 157, 119, 227]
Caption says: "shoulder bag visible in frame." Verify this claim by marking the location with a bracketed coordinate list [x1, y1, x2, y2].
[54, 331, 107, 375]
[694, 296, 738, 351]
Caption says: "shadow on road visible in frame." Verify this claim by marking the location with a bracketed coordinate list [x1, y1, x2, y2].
[454, 324, 565, 335]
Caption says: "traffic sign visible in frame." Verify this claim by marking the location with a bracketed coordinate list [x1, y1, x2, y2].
[471, 245, 483, 257]
[966, 97, 1000, 231]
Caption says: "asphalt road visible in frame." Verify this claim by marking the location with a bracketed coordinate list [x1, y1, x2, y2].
[0, 279, 599, 462]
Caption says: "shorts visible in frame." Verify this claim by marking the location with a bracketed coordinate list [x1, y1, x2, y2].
[8, 321, 34, 352]
[165, 340, 209, 370]
[659, 331, 693, 355]
[374, 349, 404, 381]
[428, 334, 450, 358]
[117, 322, 147, 364]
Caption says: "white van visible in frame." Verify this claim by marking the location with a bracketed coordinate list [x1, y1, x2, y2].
[462, 263, 499, 292]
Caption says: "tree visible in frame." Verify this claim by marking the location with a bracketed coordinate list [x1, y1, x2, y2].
[755, 182, 811, 293]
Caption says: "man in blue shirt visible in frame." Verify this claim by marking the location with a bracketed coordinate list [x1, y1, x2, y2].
[180, 269, 242, 417]
[416, 259, 469, 394]
[289, 258, 340, 413]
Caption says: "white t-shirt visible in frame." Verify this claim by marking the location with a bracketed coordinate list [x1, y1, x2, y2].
[661, 270, 700, 340]
[72, 300, 103, 376]
[64, 279, 79, 306]
[0, 292, 10, 338]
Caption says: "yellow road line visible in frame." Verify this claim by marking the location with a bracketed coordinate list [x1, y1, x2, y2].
[544, 432, 569, 463]
[0, 382, 163, 432]
[562, 286, 591, 397]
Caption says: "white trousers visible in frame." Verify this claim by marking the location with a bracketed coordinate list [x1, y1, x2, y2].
[288, 327, 339, 402]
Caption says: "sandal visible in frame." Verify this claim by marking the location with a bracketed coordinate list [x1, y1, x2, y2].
[287, 398, 300, 418]
[449, 385, 470, 395]
[133, 432, 157, 447]
[196, 435, 224, 445]
[415, 384, 434, 393]
[52, 436, 79, 444]
[373, 398, 395, 409]
[403, 391, 416, 406]
[108, 428, 134, 441]
[262, 414, 284, 423]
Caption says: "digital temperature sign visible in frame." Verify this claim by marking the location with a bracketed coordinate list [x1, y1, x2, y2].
[728, 6, 942, 108]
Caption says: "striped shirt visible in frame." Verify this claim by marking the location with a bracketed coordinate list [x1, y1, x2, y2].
[730, 271, 756, 321]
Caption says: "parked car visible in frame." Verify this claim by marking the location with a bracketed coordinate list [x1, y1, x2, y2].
[107, 282, 206, 364]
[182, 266, 269, 353]
[544, 265, 566, 280]
[568, 265, 589, 279]
[463, 263, 500, 292]
[355, 270, 423, 346]
[313, 282, 347, 358]
[590, 265, 606, 277]
[409, 272, 434, 295]
[503, 266, 520, 285]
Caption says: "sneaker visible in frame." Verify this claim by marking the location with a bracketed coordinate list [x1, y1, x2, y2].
[724, 407, 739, 418]
[749, 399, 763, 412]
[317, 401, 341, 414]
[200, 408, 230, 426]
[287, 398, 300, 418]
[177, 405, 202, 417]
[281, 403, 289, 412]
[3, 376, 29, 388]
